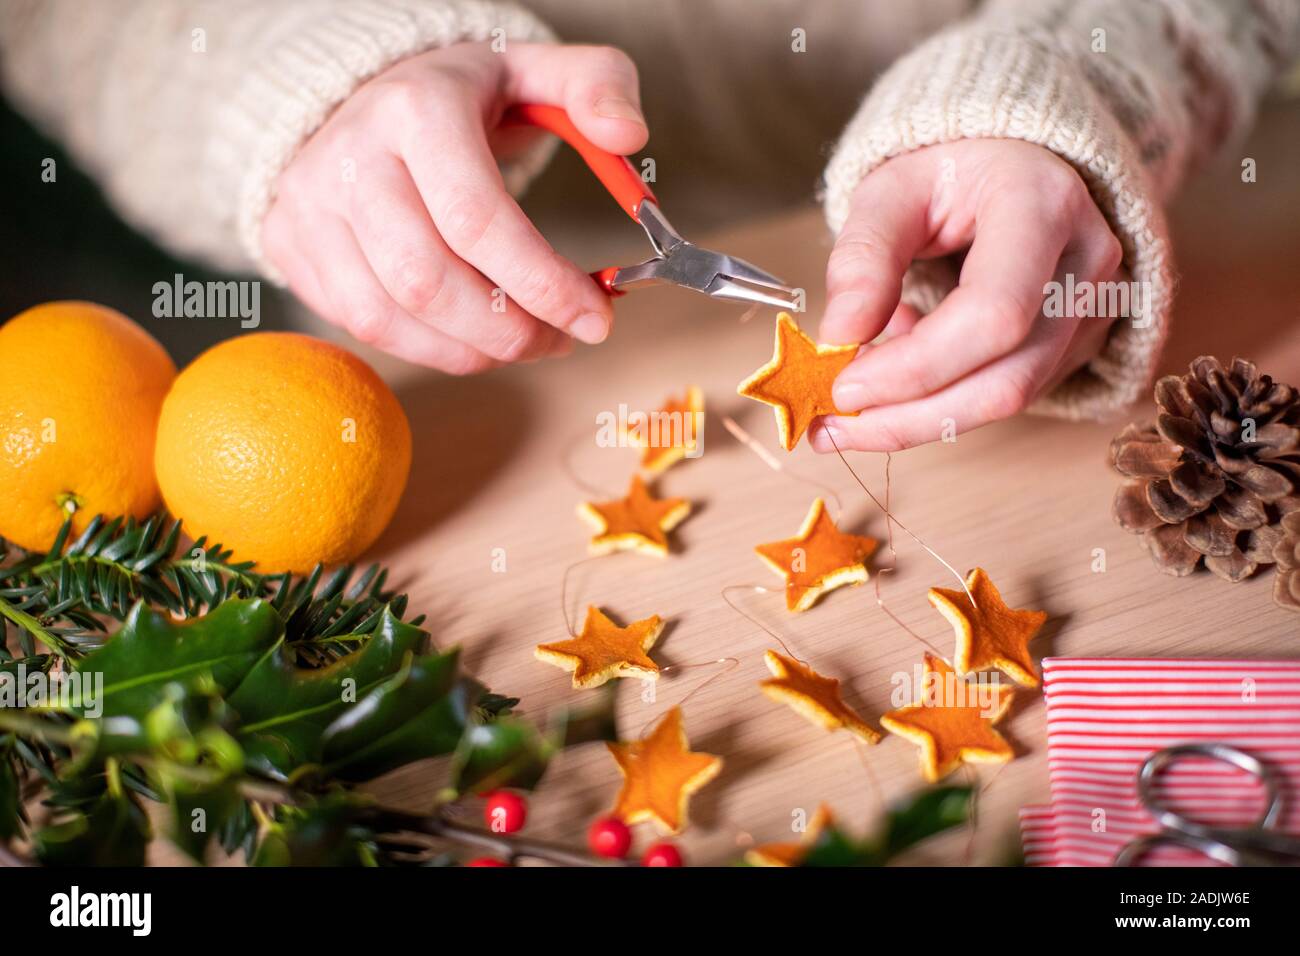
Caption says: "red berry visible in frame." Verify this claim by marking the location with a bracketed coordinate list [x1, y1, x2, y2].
[587, 817, 633, 859]
[483, 790, 528, 834]
[641, 843, 684, 867]
[466, 857, 509, 867]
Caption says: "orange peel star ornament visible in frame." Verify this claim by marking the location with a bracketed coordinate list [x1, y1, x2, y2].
[534, 606, 663, 689]
[737, 312, 859, 451]
[759, 650, 880, 743]
[745, 804, 835, 867]
[929, 568, 1047, 687]
[577, 475, 691, 556]
[880, 653, 1016, 782]
[625, 386, 705, 475]
[755, 497, 878, 611]
[606, 706, 722, 834]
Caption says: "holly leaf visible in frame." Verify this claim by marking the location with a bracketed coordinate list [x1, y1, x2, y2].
[251, 794, 376, 867]
[548, 683, 619, 748]
[34, 779, 151, 866]
[451, 717, 551, 794]
[71, 598, 283, 722]
[876, 785, 972, 859]
[449, 685, 621, 794]
[133, 683, 246, 864]
[801, 786, 973, 867]
[227, 608, 427, 779]
[321, 649, 476, 782]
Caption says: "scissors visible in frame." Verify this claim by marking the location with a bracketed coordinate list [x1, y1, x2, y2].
[503, 104, 802, 311]
[1114, 742, 1300, 867]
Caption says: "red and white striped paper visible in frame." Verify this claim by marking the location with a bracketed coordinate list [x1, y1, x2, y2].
[1019, 658, 1300, 867]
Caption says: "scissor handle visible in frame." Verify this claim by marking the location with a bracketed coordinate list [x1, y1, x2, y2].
[502, 104, 656, 221]
[1115, 742, 1296, 867]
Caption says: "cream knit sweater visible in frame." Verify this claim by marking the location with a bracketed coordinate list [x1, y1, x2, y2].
[2, 0, 1296, 419]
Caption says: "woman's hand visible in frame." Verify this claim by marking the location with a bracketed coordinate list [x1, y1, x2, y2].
[262, 42, 647, 373]
[811, 139, 1123, 452]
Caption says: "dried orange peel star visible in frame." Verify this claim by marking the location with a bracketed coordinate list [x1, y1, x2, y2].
[624, 386, 704, 475]
[745, 804, 835, 867]
[737, 312, 859, 451]
[759, 650, 881, 743]
[535, 606, 663, 688]
[929, 568, 1047, 687]
[577, 475, 691, 556]
[606, 706, 722, 834]
[880, 653, 1016, 782]
[755, 497, 878, 611]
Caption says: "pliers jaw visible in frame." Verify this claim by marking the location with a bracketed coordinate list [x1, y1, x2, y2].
[608, 200, 803, 310]
[504, 105, 803, 313]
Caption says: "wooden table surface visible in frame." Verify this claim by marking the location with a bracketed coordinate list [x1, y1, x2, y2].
[345, 106, 1300, 865]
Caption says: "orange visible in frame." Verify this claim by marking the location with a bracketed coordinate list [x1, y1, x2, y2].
[154, 332, 411, 573]
[0, 301, 176, 552]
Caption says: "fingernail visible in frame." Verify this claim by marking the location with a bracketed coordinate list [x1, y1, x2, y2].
[570, 312, 609, 345]
[594, 96, 644, 124]
[833, 378, 870, 411]
[808, 420, 841, 453]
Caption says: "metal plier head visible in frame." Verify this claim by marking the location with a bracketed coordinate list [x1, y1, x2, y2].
[505, 104, 802, 311]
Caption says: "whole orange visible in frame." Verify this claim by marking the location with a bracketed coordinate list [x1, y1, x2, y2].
[154, 332, 411, 573]
[0, 301, 176, 552]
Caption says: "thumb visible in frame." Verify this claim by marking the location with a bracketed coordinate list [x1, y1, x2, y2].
[503, 43, 648, 155]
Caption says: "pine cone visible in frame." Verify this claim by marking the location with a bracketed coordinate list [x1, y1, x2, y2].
[1110, 356, 1300, 581]
[1273, 512, 1300, 611]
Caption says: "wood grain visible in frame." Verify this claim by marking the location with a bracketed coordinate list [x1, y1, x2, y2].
[142, 104, 1299, 866]
[356, 109, 1300, 863]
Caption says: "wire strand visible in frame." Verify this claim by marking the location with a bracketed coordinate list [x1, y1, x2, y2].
[825, 429, 974, 608]
[638, 657, 741, 737]
[721, 415, 845, 520]
[720, 584, 806, 663]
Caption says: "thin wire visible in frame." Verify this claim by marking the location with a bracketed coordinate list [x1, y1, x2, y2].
[871, 566, 944, 655]
[721, 415, 845, 519]
[720, 584, 806, 663]
[719, 583, 890, 824]
[825, 428, 974, 608]
[558, 554, 616, 635]
[559, 428, 622, 499]
[638, 657, 741, 737]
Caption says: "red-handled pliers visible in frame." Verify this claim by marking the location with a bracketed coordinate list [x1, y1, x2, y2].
[503, 104, 802, 310]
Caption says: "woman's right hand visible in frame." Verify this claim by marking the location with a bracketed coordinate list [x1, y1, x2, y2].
[262, 41, 647, 373]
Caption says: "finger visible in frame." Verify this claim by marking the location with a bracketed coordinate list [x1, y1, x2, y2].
[502, 43, 647, 154]
[348, 154, 567, 363]
[809, 309, 1080, 453]
[820, 160, 935, 346]
[1041, 261, 1129, 392]
[262, 203, 333, 318]
[399, 93, 615, 343]
[1044, 307, 1112, 392]
[307, 214, 501, 374]
[878, 302, 922, 341]
[831, 192, 1072, 411]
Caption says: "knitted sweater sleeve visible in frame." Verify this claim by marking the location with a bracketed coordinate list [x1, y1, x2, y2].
[0, 0, 555, 276]
[822, 0, 1300, 421]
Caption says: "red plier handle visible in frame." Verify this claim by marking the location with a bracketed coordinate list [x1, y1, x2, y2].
[502, 103, 657, 296]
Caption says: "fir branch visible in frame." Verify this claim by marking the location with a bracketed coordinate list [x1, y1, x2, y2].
[0, 511, 414, 664]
